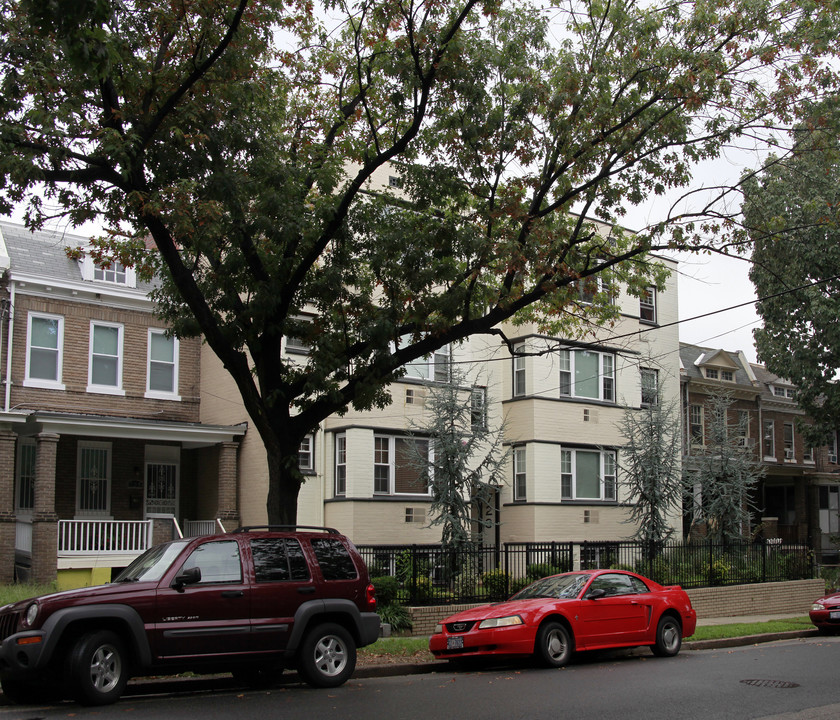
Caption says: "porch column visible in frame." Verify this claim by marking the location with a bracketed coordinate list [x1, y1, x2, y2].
[216, 441, 240, 531]
[0, 430, 17, 583]
[31, 433, 59, 584]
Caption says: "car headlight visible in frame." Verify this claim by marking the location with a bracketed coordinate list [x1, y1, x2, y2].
[24, 602, 39, 627]
[434, 624, 443, 634]
[478, 615, 524, 629]
[812, 602, 826, 611]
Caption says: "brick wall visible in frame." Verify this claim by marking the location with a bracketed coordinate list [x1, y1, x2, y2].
[407, 579, 824, 636]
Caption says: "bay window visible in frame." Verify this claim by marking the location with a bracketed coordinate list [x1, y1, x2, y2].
[559, 349, 615, 402]
[560, 448, 617, 501]
[374, 436, 430, 495]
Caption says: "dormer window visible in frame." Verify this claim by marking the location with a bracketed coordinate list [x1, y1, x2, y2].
[704, 368, 718, 380]
[79, 252, 137, 288]
[720, 370, 733, 382]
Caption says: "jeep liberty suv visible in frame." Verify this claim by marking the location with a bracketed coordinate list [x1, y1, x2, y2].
[0, 526, 380, 706]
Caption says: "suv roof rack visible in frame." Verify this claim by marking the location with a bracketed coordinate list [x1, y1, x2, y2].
[232, 525, 341, 534]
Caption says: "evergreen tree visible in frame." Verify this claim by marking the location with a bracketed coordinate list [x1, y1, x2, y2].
[617, 394, 683, 550]
[408, 372, 508, 551]
[683, 391, 764, 544]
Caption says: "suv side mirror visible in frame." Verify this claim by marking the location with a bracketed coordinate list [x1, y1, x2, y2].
[173, 566, 201, 592]
[586, 588, 607, 600]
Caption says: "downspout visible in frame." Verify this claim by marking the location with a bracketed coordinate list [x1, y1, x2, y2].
[4, 280, 14, 412]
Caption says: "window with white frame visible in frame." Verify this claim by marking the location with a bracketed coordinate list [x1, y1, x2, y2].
[146, 329, 179, 398]
[77, 442, 111, 516]
[639, 287, 656, 323]
[829, 432, 838, 464]
[79, 253, 137, 287]
[15, 439, 35, 515]
[690, 405, 704, 445]
[25, 312, 64, 389]
[513, 446, 526, 501]
[334, 435, 347, 495]
[720, 370, 734, 382]
[736, 410, 750, 446]
[804, 445, 814, 463]
[704, 368, 719, 380]
[560, 448, 616, 501]
[373, 436, 430, 495]
[88, 321, 124, 393]
[576, 276, 610, 305]
[513, 343, 526, 397]
[404, 342, 451, 382]
[640, 368, 658, 406]
[763, 419, 775, 458]
[94, 260, 127, 284]
[783, 423, 795, 460]
[558, 349, 615, 402]
[299, 435, 314, 472]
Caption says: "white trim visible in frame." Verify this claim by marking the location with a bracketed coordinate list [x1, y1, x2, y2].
[86, 320, 125, 395]
[23, 311, 65, 390]
[145, 328, 181, 400]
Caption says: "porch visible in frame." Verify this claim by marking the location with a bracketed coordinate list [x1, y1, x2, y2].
[14, 517, 228, 588]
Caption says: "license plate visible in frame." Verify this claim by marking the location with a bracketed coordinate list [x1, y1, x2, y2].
[447, 636, 464, 650]
[830, 611, 840, 619]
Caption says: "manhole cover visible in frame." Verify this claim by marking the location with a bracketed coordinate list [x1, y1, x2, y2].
[741, 679, 800, 689]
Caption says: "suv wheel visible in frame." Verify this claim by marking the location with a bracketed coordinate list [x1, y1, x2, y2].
[66, 630, 129, 705]
[297, 623, 356, 688]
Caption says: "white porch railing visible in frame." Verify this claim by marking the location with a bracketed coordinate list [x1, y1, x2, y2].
[57, 519, 153, 556]
[15, 519, 32, 556]
[183, 519, 227, 537]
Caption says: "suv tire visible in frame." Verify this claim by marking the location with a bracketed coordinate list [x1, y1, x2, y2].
[297, 623, 356, 688]
[67, 630, 129, 705]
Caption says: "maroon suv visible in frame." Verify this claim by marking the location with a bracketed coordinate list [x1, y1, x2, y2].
[0, 526, 379, 706]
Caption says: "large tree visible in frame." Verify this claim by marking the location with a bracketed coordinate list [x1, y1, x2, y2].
[1, 0, 838, 523]
[744, 101, 840, 445]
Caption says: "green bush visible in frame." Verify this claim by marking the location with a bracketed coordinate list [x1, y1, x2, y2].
[377, 603, 413, 633]
[481, 569, 511, 599]
[525, 563, 561, 582]
[395, 550, 431, 585]
[371, 576, 400, 606]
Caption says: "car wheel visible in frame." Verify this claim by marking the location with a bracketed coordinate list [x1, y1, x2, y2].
[66, 630, 129, 706]
[651, 615, 682, 657]
[0, 673, 43, 705]
[535, 621, 573, 667]
[297, 623, 356, 688]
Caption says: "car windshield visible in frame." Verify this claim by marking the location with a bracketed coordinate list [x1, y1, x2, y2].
[113, 540, 190, 583]
[510, 573, 588, 601]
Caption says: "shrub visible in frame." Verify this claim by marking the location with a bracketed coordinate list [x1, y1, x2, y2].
[481, 569, 511, 599]
[525, 563, 561, 582]
[371, 576, 400, 607]
[377, 603, 413, 633]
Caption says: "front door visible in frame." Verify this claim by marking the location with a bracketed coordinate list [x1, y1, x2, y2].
[145, 462, 178, 517]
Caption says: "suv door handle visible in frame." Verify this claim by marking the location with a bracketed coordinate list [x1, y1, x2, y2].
[298, 587, 316, 595]
[221, 590, 244, 598]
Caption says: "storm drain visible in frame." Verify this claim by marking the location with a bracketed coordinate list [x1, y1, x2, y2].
[741, 679, 800, 689]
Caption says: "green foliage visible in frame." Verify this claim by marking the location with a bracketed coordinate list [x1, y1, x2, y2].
[745, 100, 840, 444]
[525, 563, 563, 582]
[395, 551, 431, 586]
[371, 576, 401, 607]
[683, 391, 764, 543]
[377, 603, 413, 633]
[0, 583, 56, 605]
[3, 0, 840, 524]
[480, 569, 511, 599]
[820, 566, 840, 592]
[617, 393, 684, 545]
[407, 370, 508, 550]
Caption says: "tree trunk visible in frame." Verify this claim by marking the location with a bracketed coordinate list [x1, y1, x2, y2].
[265, 444, 303, 526]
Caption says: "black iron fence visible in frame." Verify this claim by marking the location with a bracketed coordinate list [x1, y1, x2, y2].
[356, 539, 815, 606]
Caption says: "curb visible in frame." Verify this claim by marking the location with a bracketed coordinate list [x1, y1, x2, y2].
[353, 629, 823, 680]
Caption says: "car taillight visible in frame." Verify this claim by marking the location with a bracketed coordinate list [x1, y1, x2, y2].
[365, 583, 377, 611]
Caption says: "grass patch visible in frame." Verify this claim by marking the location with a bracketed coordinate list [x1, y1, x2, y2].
[688, 616, 813, 641]
[359, 636, 431, 659]
[0, 584, 56, 606]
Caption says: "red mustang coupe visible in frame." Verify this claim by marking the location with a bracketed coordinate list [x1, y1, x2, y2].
[429, 569, 696, 667]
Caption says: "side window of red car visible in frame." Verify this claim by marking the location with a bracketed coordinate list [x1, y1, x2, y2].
[310, 538, 358, 580]
[628, 576, 650, 593]
[251, 538, 311, 582]
[181, 540, 242, 584]
[589, 573, 635, 597]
